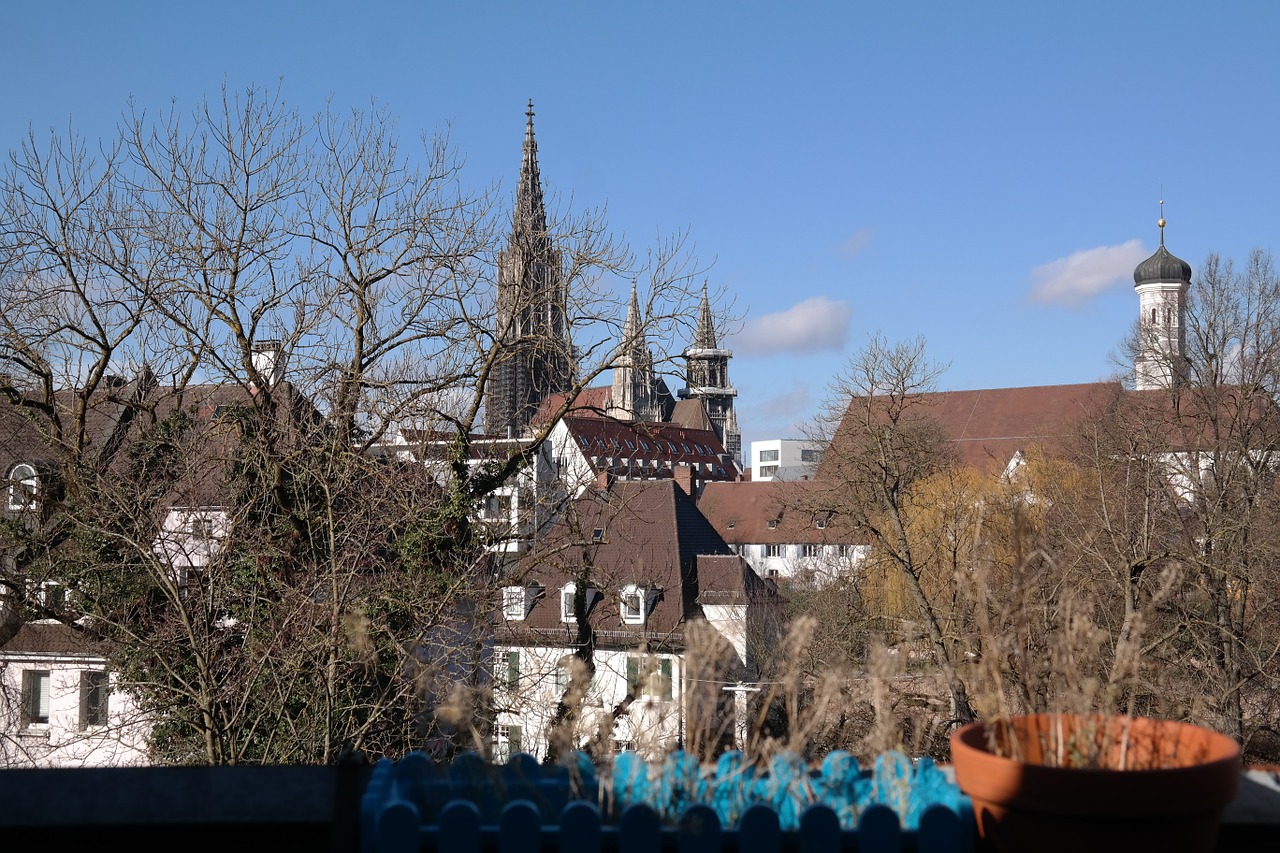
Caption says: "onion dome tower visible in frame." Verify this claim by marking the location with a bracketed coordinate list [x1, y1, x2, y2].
[1133, 201, 1192, 391]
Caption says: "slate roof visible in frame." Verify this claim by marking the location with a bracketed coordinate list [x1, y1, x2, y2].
[0, 621, 109, 658]
[496, 479, 764, 649]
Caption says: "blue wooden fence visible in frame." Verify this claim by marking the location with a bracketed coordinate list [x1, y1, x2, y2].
[362, 750, 974, 853]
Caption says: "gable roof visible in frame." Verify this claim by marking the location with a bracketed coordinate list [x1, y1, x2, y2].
[822, 382, 1122, 475]
[498, 479, 749, 647]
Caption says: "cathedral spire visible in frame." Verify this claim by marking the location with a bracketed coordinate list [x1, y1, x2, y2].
[680, 284, 740, 462]
[693, 283, 718, 349]
[515, 99, 548, 238]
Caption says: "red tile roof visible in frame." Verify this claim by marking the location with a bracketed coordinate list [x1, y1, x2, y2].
[698, 480, 865, 545]
[564, 417, 738, 481]
[823, 382, 1122, 475]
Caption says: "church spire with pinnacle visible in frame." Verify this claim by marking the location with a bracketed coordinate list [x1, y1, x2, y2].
[514, 99, 548, 239]
[680, 283, 740, 462]
[610, 281, 660, 422]
[484, 101, 573, 437]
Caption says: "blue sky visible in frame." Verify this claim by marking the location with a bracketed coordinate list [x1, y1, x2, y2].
[4, 2, 1278, 453]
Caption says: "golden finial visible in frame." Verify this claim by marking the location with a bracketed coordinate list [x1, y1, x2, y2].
[1158, 197, 1166, 246]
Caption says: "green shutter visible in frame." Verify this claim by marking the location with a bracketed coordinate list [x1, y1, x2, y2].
[507, 650, 520, 689]
[509, 724, 522, 755]
[626, 656, 639, 691]
[660, 658, 673, 700]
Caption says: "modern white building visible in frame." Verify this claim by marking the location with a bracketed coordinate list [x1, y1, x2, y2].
[749, 439, 825, 482]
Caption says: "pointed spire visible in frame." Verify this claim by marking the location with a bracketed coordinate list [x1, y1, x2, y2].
[623, 280, 642, 345]
[693, 283, 718, 349]
[514, 99, 548, 237]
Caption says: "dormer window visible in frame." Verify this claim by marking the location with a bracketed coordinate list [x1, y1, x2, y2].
[7, 464, 37, 511]
[767, 519, 778, 530]
[620, 584, 649, 625]
[560, 582, 598, 622]
[727, 520, 736, 530]
[502, 586, 527, 621]
[815, 518, 827, 530]
[592, 528, 604, 543]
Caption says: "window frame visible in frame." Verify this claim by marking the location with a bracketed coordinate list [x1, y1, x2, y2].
[765, 543, 784, 558]
[22, 669, 51, 728]
[620, 584, 646, 625]
[502, 586, 526, 621]
[80, 670, 110, 730]
[7, 463, 38, 511]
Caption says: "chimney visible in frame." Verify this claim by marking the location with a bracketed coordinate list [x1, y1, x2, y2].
[597, 469, 615, 491]
[251, 340, 285, 388]
[673, 463, 697, 500]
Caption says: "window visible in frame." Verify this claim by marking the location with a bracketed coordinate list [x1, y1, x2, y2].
[815, 518, 827, 529]
[759, 449, 780, 463]
[625, 439, 635, 451]
[80, 671, 109, 729]
[38, 581, 65, 614]
[765, 567, 780, 578]
[188, 515, 215, 540]
[592, 528, 605, 543]
[613, 739, 635, 754]
[726, 520, 736, 530]
[494, 724, 522, 762]
[482, 495, 512, 521]
[502, 587, 526, 621]
[681, 443, 691, 454]
[759, 465, 779, 479]
[7, 464, 37, 511]
[561, 583, 577, 622]
[554, 659, 571, 692]
[800, 448, 823, 463]
[803, 544, 823, 558]
[22, 670, 50, 727]
[620, 584, 646, 625]
[497, 650, 520, 690]
[629, 655, 674, 700]
[767, 519, 778, 530]
[765, 544, 784, 558]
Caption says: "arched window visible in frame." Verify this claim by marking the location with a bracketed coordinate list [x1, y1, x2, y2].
[7, 464, 37, 511]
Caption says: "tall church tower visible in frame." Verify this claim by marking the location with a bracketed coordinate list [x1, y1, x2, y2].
[1133, 203, 1191, 391]
[679, 286, 741, 460]
[608, 283, 662, 423]
[485, 102, 574, 436]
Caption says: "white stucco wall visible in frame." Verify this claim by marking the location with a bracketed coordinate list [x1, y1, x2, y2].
[0, 652, 150, 767]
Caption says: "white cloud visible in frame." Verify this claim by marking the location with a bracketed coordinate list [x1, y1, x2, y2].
[754, 384, 812, 421]
[1028, 240, 1149, 307]
[839, 229, 873, 258]
[736, 297, 852, 356]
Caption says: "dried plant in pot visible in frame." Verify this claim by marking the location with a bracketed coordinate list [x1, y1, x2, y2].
[949, 713, 1241, 853]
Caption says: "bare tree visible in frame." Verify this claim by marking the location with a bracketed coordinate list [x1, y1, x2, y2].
[0, 85, 713, 764]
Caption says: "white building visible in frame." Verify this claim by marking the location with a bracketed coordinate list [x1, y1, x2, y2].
[0, 622, 149, 767]
[491, 479, 778, 759]
[749, 439, 824, 482]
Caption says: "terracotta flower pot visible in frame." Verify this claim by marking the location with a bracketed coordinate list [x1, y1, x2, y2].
[950, 714, 1241, 853]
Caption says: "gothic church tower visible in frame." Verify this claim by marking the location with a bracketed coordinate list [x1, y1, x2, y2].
[608, 283, 662, 423]
[485, 102, 574, 436]
[1133, 204, 1191, 391]
[679, 286, 741, 460]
